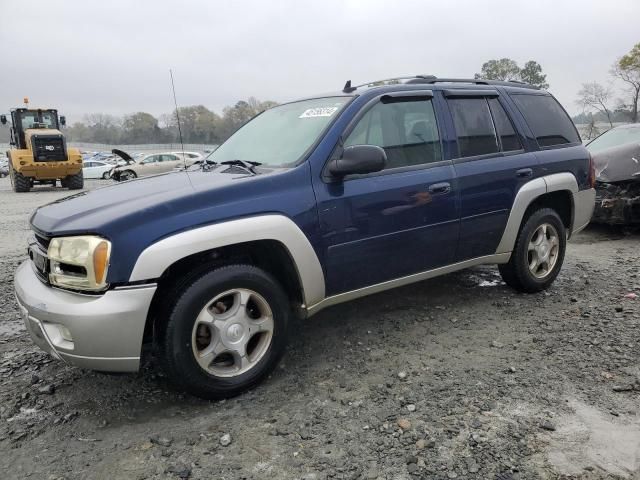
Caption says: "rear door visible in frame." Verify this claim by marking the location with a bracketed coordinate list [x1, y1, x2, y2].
[83, 161, 97, 178]
[445, 91, 539, 261]
[162, 154, 183, 171]
[315, 92, 459, 295]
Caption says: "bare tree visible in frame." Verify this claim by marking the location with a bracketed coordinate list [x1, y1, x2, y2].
[576, 82, 614, 128]
[611, 43, 640, 123]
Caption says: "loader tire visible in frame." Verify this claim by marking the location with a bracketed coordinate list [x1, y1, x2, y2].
[11, 168, 31, 193]
[65, 172, 84, 190]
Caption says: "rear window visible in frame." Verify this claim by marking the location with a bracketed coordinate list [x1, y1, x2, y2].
[511, 94, 580, 148]
[488, 98, 522, 152]
[449, 98, 499, 157]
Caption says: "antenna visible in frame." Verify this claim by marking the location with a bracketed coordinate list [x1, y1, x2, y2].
[169, 69, 190, 178]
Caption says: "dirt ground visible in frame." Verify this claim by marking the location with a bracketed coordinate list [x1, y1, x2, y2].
[0, 177, 639, 480]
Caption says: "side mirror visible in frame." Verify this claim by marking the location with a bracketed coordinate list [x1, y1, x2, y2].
[59, 115, 66, 127]
[329, 145, 386, 178]
[0, 115, 6, 125]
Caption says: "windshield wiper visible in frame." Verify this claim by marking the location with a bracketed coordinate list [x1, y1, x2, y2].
[220, 159, 262, 175]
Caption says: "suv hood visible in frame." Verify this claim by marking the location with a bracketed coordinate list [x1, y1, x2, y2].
[31, 169, 271, 235]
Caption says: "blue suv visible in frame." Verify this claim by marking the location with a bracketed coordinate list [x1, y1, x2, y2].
[14, 76, 596, 399]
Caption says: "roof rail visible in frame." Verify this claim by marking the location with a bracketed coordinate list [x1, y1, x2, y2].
[343, 75, 539, 92]
[408, 76, 539, 90]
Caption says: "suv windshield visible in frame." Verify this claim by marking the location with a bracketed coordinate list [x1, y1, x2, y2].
[207, 97, 350, 167]
[587, 126, 640, 154]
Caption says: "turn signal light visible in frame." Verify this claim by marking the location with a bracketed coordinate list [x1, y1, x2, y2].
[93, 241, 109, 285]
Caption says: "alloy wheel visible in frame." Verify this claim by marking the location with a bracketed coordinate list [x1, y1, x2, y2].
[527, 223, 560, 279]
[191, 288, 274, 377]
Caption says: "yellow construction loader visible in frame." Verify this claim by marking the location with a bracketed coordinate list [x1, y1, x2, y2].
[1, 100, 83, 192]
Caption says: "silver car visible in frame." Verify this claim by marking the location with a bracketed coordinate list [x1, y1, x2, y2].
[112, 151, 196, 181]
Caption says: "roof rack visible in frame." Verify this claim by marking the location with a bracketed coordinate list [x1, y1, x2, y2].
[342, 75, 539, 92]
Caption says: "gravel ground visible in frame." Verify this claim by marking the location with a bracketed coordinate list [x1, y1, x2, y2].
[0, 177, 639, 480]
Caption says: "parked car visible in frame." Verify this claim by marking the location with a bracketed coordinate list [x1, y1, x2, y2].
[83, 160, 114, 179]
[14, 75, 595, 399]
[0, 159, 8, 178]
[111, 151, 196, 180]
[170, 151, 204, 162]
[586, 123, 640, 225]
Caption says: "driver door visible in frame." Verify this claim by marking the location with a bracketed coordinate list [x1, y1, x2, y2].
[139, 154, 161, 174]
[314, 93, 459, 296]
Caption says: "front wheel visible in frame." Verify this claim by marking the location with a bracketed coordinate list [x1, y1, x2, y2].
[102, 171, 111, 180]
[158, 264, 290, 399]
[119, 170, 136, 181]
[498, 208, 566, 293]
[10, 167, 31, 192]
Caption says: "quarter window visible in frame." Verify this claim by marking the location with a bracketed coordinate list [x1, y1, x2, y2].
[344, 98, 442, 169]
[488, 98, 522, 152]
[511, 94, 580, 147]
[449, 98, 499, 158]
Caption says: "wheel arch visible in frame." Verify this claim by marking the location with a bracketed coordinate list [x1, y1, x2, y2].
[496, 173, 578, 255]
[131, 214, 325, 306]
[143, 238, 308, 344]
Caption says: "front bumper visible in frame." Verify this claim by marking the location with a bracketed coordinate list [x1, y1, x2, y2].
[14, 261, 156, 372]
[572, 188, 596, 235]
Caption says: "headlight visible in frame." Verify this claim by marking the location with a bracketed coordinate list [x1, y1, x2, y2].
[48, 236, 111, 291]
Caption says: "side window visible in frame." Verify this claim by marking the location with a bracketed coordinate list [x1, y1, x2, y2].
[344, 98, 442, 169]
[488, 98, 522, 152]
[510, 94, 580, 147]
[84, 162, 94, 167]
[449, 98, 499, 158]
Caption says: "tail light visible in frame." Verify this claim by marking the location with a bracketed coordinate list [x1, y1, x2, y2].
[587, 152, 596, 188]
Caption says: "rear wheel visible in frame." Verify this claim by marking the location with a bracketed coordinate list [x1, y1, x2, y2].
[499, 208, 566, 292]
[65, 171, 84, 190]
[158, 264, 290, 399]
[10, 166, 31, 192]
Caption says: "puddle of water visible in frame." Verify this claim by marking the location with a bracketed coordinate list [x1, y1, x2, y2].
[547, 398, 640, 477]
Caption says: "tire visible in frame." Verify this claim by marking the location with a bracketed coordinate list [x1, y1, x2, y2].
[65, 171, 84, 190]
[102, 171, 111, 180]
[158, 264, 290, 399]
[499, 208, 566, 293]
[10, 167, 31, 192]
[120, 170, 136, 181]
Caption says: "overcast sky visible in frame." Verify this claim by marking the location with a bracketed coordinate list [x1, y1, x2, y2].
[1, 0, 638, 122]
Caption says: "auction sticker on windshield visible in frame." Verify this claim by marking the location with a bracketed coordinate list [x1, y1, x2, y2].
[299, 107, 339, 118]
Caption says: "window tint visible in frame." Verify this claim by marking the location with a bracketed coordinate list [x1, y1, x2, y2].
[449, 98, 499, 157]
[344, 98, 441, 169]
[488, 98, 522, 152]
[511, 94, 580, 147]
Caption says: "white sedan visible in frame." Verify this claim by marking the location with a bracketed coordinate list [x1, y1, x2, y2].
[83, 160, 114, 179]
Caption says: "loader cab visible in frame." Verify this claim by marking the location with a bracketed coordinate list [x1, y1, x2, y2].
[6, 108, 62, 149]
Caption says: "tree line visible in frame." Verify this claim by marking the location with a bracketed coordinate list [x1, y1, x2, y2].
[63, 97, 277, 145]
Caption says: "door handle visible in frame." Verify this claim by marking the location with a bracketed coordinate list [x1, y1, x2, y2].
[428, 182, 451, 195]
[516, 168, 533, 178]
